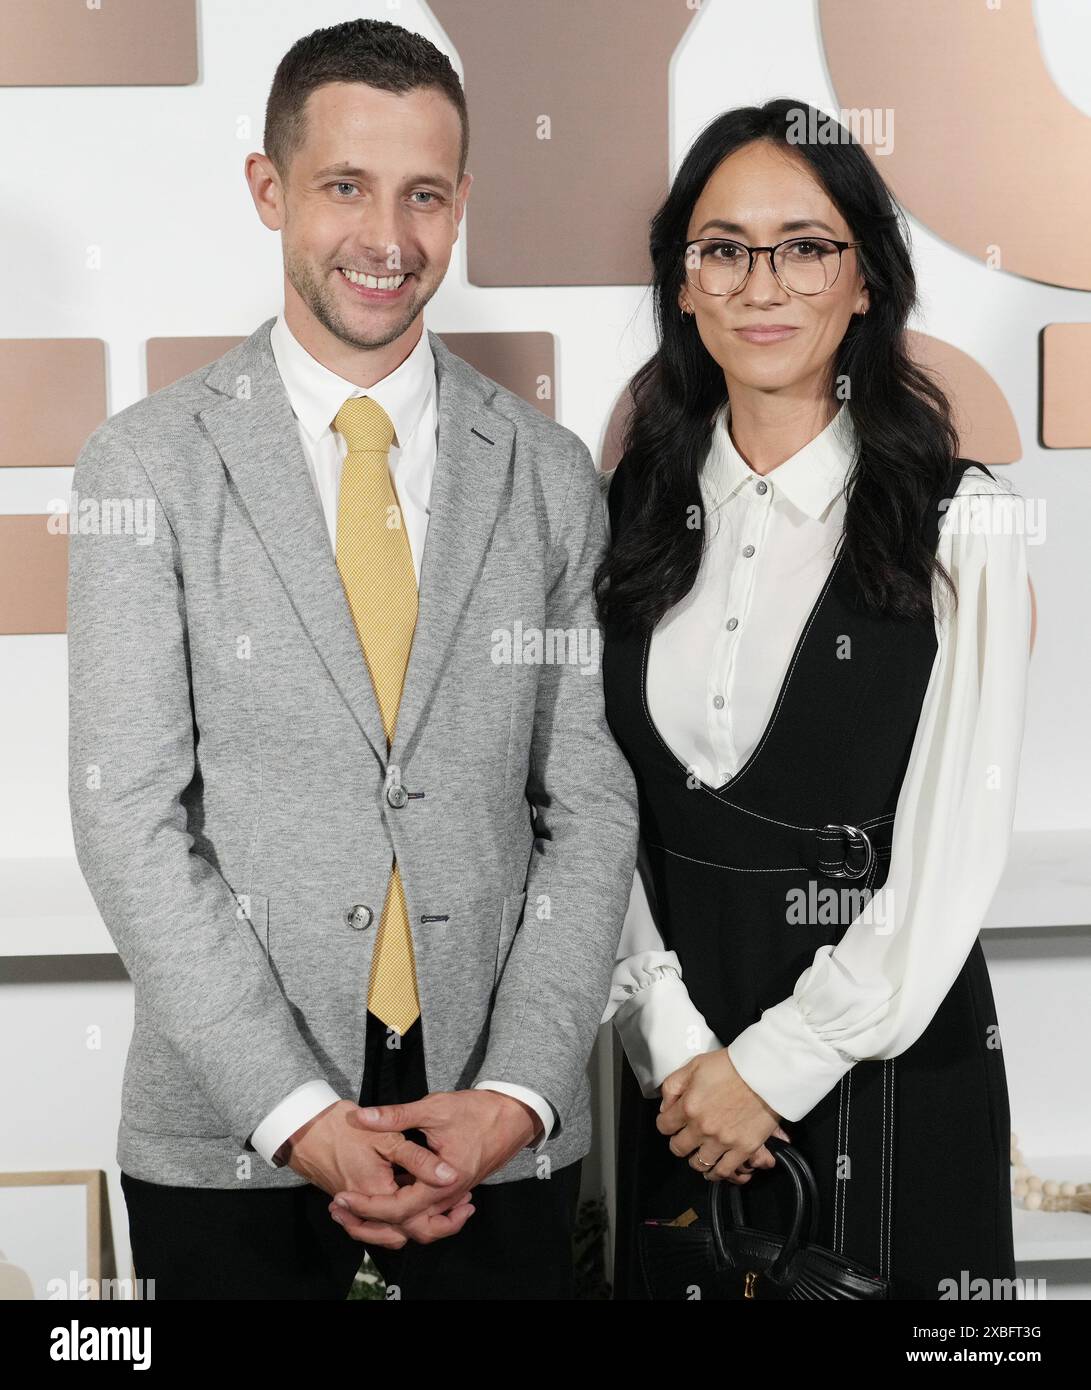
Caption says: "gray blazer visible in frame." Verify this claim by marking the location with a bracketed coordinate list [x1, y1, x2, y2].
[66, 317, 639, 1188]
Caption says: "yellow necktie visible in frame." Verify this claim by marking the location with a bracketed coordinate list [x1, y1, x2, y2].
[333, 395, 421, 1035]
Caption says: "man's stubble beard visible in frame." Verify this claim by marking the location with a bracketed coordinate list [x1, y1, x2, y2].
[286, 250, 439, 351]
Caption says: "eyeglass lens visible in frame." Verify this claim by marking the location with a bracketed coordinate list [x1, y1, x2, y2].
[685, 238, 846, 295]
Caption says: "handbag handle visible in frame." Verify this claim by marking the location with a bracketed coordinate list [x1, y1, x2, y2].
[710, 1136, 820, 1284]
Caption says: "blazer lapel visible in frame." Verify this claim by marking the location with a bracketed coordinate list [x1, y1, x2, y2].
[197, 319, 515, 776]
[388, 332, 514, 767]
[198, 319, 389, 765]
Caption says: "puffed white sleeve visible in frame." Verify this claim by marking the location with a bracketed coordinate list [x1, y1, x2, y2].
[601, 840, 724, 1097]
[726, 472, 1032, 1122]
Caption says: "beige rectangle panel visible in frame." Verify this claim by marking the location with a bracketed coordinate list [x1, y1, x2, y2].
[0, 515, 68, 634]
[0, 339, 106, 468]
[431, 0, 696, 285]
[146, 337, 246, 395]
[1042, 323, 1091, 449]
[0, 0, 197, 85]
[438, 332, 555, 418]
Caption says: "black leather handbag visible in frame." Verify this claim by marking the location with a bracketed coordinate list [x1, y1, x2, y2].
[636, 1136, 889, 1299]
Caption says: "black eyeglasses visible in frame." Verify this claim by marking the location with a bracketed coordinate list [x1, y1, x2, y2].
[682, 236, 862, 297]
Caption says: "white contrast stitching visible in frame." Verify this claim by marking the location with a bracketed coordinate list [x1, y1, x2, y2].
[834, 1072, 848, 1253]
[883, 1056, 895, 1281]
[643, 842, 806, 872]
[841, 1066, 853, 1256]
[840, 851, 877, 1265]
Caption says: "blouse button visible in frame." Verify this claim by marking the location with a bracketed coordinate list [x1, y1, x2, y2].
[755, 480, 768, 494]
[713, 695, 725, 709]
[726, 617, 738, 631]
[742, 544, 755, 557]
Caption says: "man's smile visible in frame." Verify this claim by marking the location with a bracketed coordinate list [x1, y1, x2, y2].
[337, 266, 413, 298]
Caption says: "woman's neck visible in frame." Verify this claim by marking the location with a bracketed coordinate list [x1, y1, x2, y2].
[724, 390, 839, 476]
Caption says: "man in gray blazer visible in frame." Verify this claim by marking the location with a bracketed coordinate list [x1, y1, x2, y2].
[66, 19, 638, 1299]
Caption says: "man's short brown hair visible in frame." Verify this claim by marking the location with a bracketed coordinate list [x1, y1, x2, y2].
[264, 18, 469, 182]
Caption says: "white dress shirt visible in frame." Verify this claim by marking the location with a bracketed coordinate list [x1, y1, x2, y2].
[602, 400, 1031, 1123]
[248, 313, 555, 1167]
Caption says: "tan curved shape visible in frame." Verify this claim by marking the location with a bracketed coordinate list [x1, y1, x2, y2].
[819, 0, 1091, 290]
[905, 331, 1021, 464]
[600, 334, 1019, 473]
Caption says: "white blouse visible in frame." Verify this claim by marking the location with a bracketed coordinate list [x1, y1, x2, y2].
[601, 401, 1032, 1123]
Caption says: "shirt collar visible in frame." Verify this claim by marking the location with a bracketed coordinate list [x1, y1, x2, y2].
[702, 399, 858, 520]
[269, 312, 435, 449]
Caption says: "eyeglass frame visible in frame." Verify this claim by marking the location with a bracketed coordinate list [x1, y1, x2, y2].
[680, 235, 863, 297]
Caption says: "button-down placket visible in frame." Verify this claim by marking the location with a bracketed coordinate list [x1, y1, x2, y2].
[706, 473, 775, 784]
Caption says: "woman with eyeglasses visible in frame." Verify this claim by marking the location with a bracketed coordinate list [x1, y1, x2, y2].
[595, 100, 1032, 1301]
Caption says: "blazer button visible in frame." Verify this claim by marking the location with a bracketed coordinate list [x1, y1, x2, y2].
[386, 784, 409, 808]
[346, 904, 374, 930]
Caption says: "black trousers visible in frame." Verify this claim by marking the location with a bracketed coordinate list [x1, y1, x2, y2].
[121, 1011, 582, 1300]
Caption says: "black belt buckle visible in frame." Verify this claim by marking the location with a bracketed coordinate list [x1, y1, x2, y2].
[823, 823, 873, 880]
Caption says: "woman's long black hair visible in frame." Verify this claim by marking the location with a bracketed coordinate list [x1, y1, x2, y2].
[594, 98, 960, 635]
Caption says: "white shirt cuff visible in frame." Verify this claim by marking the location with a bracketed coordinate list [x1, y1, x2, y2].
[727, 995, 856, 1123]
[474, 1081, 555, 1152]
[612, 970, 724, 1098]
[249, 1079, 343, 1167]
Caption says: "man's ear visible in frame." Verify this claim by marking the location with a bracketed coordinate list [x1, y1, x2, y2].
[454, 170, 473, 231]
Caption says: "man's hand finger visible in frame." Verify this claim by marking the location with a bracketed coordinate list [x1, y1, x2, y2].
[348, 1100, 435, 1133]
[331, 1184, 461, 1225]
[332, 1177, 464, 1225]
[330, 1208, 408, 1248]
[330, 1192, 476, 1246]
[401, 1198, 477, 1244]
[353, 1183, 475, 1215]
[372, 1132, 460, 1188]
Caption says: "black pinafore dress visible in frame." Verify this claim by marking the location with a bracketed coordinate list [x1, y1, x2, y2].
[603, 458, 1016, 1301]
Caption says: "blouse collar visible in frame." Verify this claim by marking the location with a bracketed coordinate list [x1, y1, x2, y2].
[702, 399, 858, 521]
